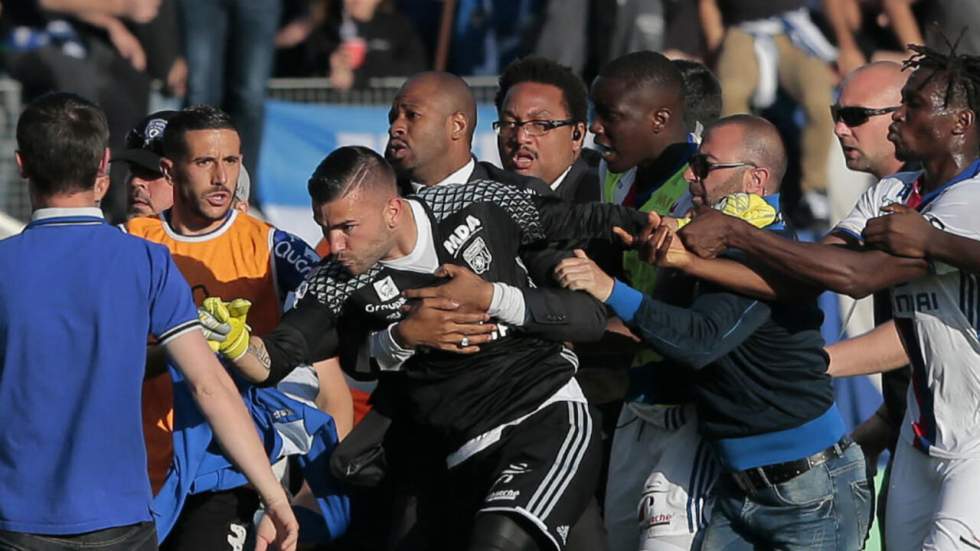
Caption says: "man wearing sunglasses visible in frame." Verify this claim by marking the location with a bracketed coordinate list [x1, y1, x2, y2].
[664, 45, 980, 550]
[555, 113, 870, 550]
[645, 62, 912, 543]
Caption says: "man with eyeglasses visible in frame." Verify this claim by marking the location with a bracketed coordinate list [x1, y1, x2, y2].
[555, 114, 871, 550]
[494, 57, 599, 202]
[385, 70, 552, 196]
[661, 45, 980, 549]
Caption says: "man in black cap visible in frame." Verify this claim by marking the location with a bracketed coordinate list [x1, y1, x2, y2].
[113, 110, 178, 218]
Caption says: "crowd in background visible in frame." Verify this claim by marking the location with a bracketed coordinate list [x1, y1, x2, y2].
[2, 0, 979, 227]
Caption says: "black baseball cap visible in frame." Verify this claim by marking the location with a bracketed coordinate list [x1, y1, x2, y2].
[111, 110, 178, 173]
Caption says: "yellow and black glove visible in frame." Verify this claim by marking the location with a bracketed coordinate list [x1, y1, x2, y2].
[198, 297, 252, 361]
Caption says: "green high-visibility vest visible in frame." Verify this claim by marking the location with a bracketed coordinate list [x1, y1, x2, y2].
[603, 163, 690, 365]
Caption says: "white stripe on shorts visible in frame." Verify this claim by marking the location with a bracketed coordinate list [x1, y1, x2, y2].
[526, 401, 593, 520]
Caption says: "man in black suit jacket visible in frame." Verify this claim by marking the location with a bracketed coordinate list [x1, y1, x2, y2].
[494, 57, 601, 203]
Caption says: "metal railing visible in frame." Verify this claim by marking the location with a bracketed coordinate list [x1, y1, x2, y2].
[266, 75, 500, 104]
[0, 75, 501, 224]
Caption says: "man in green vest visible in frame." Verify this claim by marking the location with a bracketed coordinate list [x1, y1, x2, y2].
[590, 51, 716, 551]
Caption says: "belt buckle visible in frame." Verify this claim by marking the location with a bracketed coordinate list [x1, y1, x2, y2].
[732, 467, 770, 493]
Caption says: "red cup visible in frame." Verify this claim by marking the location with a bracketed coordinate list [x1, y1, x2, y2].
[342, 37, 367, 69]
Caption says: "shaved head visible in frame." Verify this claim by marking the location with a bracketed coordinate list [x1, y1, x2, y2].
[841, 61, 907, 108]
[835, 61, 908, 177]
[403, 72, 478, 140]
[706, 114, 787, 192]
[386, 71, 479, 184]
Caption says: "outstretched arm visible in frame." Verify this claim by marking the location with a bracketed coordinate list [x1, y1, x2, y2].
[680, 208, 928, 298]
[864, 203, 980, 275]
[555, 250, 772, 369]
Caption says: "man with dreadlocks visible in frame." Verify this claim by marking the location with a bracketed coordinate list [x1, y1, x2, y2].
[666, 40, 980, 550]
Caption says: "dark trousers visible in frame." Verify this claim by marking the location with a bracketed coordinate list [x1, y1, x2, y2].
[0, 522, 157, 551]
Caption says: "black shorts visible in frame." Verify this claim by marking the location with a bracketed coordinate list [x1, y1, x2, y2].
[160, 488, 259, 551]
[425, 400, 601, 550]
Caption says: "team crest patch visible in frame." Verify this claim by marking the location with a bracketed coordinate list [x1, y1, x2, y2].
[463, 237, 492, 274]
[373, 276, 400, 302]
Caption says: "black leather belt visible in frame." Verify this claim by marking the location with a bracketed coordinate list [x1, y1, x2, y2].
[730, 436, 853, 494]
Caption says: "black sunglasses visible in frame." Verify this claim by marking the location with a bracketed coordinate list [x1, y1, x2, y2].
[689, 154, 756, 181]
[830, 105, 900, 127]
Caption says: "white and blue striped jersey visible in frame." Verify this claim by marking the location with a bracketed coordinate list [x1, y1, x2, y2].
[890, 167, 980, 458]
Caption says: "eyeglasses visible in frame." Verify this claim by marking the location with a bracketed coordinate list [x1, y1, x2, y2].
[689, 154, 756, 180]
[492, 119, 576, 137]
[830, 104, 900, 127]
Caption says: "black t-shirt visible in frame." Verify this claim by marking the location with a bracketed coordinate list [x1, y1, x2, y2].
[718, 0, 806, 25]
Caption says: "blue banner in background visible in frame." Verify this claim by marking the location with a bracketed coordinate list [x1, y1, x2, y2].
[258, 100, 501, 244]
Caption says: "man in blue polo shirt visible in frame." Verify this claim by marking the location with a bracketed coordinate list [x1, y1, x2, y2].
[0, 92, 298, 551]
[555, 115, 872, 550]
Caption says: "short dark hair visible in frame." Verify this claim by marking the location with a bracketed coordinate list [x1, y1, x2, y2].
[162, 105, 238, 160]
[308, 146, 396, 205]
[598, 50, 684, 98]
[16, 92, 109, 196]
[672, 59, 723, 133]
[495, 57, 589, 122]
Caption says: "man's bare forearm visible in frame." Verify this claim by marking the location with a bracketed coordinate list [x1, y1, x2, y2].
[681, 256, 821, 302]
[727, 221, 928, 297]
[927, 230, 980, 275]
[228, 336, 273, 384]
[164, 331, 290, 508]
[826, 320, 909, 377]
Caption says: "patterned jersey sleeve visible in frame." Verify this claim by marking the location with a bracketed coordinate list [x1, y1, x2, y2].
[271, 229, 321, 299]
[146, 242, 200, 344]
[259, 260, 380, 386]
[418, 180, 647, 245]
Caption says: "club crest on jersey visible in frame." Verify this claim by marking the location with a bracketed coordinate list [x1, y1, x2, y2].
[373, 276, 400, 302]
[463, 237, 492, 274]
[444, 215, 483, 255]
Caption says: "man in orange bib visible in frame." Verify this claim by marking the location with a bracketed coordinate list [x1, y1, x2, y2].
[124, 105, 351, 550]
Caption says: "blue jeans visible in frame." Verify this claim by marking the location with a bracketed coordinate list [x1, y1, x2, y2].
[178, 0, 281, 197]
[699, 443, 872, 551]
[0, 522, 157, 550]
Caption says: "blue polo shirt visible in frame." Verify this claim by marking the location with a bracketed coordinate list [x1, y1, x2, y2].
[0, 207, 199, 535]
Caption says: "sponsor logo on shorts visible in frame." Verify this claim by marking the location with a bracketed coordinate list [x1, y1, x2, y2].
[487, 489, 521, 502]
[493, 462, 531, 488]
[228, 523, 247, 551]
[556, 525, 569, 545]
[638, 494, 673, 528]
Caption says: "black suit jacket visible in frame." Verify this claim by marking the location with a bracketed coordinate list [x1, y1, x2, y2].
[552, 149, 601, 204]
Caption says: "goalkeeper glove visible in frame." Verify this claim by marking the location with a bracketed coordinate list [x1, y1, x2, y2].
[198, 297, 252, 361]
